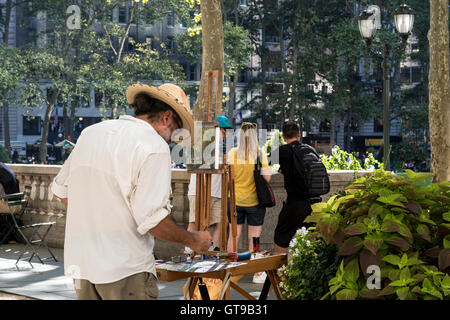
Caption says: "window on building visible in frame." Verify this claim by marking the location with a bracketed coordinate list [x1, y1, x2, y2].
[374, 118, 383, 133]
[411, 66, 421, 83]
[166, 37, 174, 52]
[322, 85, 328, 95]
[400, 67, 410, 83]
[94, 90, 103, 108]
[238, 70, 246, 83]
[411, 43, 419, 53]
[81, 96, 90, 108]
[118, 6, 127, 23]
[179, 16, 187, 28]
[167, 11, 174, 27]
[319, 120, 331, 132]
[23, 116, 41, 135]
[189, 64, 196, 81]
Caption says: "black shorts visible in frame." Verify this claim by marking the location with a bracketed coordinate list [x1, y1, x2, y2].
[228, 205, 266, 226]
[274, 198, 312, 248]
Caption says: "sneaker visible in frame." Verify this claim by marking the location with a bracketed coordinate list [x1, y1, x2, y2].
[252, 272, 267, 284]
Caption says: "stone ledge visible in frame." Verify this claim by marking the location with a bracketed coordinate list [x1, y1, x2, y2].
[7, 164, 370, 259]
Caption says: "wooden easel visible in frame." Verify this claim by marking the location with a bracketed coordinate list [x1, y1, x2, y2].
[189, 69, 237, 253]
[191, 164, 237, 252]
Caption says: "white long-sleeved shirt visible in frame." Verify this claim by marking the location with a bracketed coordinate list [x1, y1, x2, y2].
[51, 115, 172, 284]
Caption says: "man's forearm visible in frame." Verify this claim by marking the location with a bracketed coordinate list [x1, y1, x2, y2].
[148, 215, 195, 248]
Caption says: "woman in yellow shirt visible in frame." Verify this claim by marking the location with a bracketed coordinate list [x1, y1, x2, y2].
[226, 122, 271, 254]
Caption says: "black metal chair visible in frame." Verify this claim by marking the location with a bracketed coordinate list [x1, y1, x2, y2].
[0, 185, 57, 267]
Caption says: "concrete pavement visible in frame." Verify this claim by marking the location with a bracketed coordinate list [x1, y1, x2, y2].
[0, 243, 274, 300]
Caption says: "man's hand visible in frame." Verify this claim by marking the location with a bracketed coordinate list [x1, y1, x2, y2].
[189, 231, 212, 252]
[149, 216, 212, 252]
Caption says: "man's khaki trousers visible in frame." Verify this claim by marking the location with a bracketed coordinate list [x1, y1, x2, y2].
[74, 272, 158, 300]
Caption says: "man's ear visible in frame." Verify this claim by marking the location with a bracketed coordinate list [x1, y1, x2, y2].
[161, 110, 171, 124]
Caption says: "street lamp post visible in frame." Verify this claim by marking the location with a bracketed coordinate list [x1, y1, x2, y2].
[358, 4, 414, 171]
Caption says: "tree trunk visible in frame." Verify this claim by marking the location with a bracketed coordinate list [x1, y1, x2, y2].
[63, 103, 70, 140]
[330, 111, 336, 147]
[227, 74, 238, 128]
[428, 0, 450, 182]
[193, 0, 224, 121]
[40, 92, 58, 163]
[2, 102, 11, 159]
[2, 0, 13, 159]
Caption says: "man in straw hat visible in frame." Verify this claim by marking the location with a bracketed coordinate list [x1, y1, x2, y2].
[52, 83, 211, 300]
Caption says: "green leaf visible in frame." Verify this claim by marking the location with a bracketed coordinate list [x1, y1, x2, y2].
[311, 202, 328, 213]
[318, 215, 340, 244]
[344, 223, 367, 236]
[396, 287, 409, 300]
[441, 274, 450, 290]
[343, 258, 360, 283]
[422, 278, 434, 291]
[376, 194, 406, 207]
[399, 267, 411, 281]
[389, 280, 406, 287]
[400, 253, 408, 268]
[363, 236, 383, 256]
[398, 224, 413, 240]
[383, 254, 401, 266]
[438, 249, 450, 271]
[421, 278, 443, 300]
[404, 200, 421, 214]
[443, 211, 450, 222]
[329, 283, 344, 295]
[418, 213, 436, 225]
[416, 224, 431, 242]
[381, 219, 400, 233]
[386, 236, 411, 249]
[304, 212, 328, 224]
[335, 288, 358, 300]
[444, 235, 450, 249]
[338, 236, 364, 256]
[368, 203, 384, 217]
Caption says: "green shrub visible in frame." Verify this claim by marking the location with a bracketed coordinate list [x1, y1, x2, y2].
[320, 146, 383, 171]
[305, 169, 450, 300]
[278, 227, 340, 300]
[0, 145, 11, 163]
[262, 129, 286, 156]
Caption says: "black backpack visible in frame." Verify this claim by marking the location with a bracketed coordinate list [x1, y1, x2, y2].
[291, 143, 330, 198]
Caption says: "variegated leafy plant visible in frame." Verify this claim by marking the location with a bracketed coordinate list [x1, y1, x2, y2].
[305, 169, 450, 300]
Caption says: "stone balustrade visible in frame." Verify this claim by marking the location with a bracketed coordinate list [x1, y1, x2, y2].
[7, 164, 370, 260]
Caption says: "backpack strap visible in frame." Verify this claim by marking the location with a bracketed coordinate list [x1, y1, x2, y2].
[292, 143, 320, 159]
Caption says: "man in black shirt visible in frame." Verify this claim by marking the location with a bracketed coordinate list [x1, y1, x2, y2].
[271, 122, 312, 254]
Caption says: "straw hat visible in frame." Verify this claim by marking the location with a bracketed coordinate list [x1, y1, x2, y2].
[126, 83, 194, 141]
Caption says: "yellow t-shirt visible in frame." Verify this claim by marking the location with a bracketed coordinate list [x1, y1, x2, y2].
[227, 147, 270, 207]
